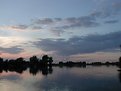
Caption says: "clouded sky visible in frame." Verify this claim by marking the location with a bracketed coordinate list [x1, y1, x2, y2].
[0, 0, 121, 62]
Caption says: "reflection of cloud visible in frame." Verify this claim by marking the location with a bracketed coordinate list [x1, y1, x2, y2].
[33, 31, 121, 56]
[33, 66, 117, 91]
[0, 72, 23, 84]
[0, 74, 21, 81]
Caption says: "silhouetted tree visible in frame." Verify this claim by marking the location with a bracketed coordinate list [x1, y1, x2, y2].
[42, 55, 49, 65]
[0, 55, 54, 76]
[0, 57, 3, 63]
[118, 43, 121, 83]
[119, 45, 121, 66]
[16, 57, 24, 64]
[0, 57, 3, 73]
[30, 56, 39, 64]
[48, 57, 53, 66]
[119, 57, 121, 63]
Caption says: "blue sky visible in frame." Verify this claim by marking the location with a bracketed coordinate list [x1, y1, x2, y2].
[0, 0, 121, 62]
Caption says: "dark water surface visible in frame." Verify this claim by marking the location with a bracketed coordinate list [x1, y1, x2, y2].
[0, 66, 121, 91]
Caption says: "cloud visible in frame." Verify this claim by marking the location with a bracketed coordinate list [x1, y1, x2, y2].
[6, 0, 121, 36]
[104, 20, 119, 24]
[11, 25, 28, 30]
[1, 16, 98, 36]
[33, 18, 54, 25]
[32, 16, 99, 29]
[0, 25, 28, 31]
[50, 29, 64, 36]
[1, 0, 121, 37]
[0, 30, 12, 37]
[31, 26, 42, 30]
[91, 0, 121, 18]
[33, 31, 121, 56]
[60, 16, 99, 29]
[0, 46, 24, 54]
[28, 16, 99, 36]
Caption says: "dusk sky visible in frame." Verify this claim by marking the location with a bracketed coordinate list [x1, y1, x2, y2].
[0, 0, 121, 62]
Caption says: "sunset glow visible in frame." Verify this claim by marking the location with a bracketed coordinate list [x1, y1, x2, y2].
[0, 0, 121, 62]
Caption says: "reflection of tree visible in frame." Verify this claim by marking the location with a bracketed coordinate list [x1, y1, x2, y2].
[42, 67, 48, 76]
[29, 66, 39, 75]
[29, 66, 53, 76]
[118, 71, 121, 83]
[119, 45, 121, 65]
[118, 45, 121, 83]
[48, 66, 53, 74]
[0, 55, 53, 76]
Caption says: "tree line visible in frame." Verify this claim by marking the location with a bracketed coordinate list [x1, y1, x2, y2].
[0, 55, 53, 75]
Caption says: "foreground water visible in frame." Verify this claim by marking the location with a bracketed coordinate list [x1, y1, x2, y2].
[0, 66, 121, 91]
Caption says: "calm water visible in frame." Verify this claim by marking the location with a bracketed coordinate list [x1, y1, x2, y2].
[0, 66, 121, 91]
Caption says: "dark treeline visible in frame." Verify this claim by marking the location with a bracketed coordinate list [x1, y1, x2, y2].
[118, 56, 121, 83]
[0, 52, 121, 76]
[0, 55, 53, 76]
[118, 45, 121, 69]
[55, 61, 86, 68]
[88, 61, 119, 66]
[119, 56, 121, 68]
[52, 61, 120, 68]
[118, 45, 121, 83]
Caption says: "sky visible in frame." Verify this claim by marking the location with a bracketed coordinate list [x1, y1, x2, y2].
[0, 0, 121, 62]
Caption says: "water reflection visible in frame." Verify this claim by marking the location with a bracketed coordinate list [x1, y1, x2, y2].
[29, 66, 53, 76]
[118, 71, 121, 83]
[0, 63, 87, 76]
[118, 65, 121, 83]
[0, 66, 53, 76]
[0, 66, 121, 91]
